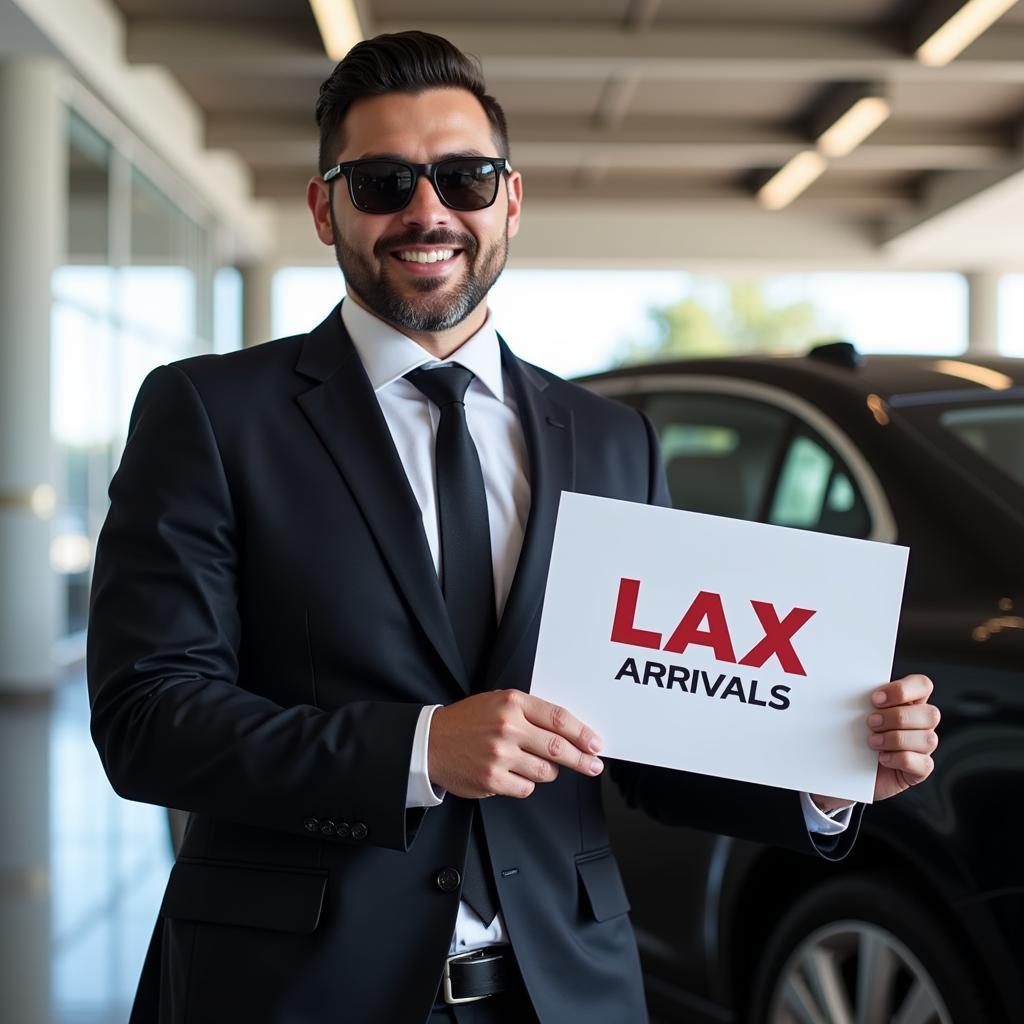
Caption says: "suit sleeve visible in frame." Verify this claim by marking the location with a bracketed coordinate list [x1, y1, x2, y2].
[87, 364, 426, 853]
[606, 408, 863, 861]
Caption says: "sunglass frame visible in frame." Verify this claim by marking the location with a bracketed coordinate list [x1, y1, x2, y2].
[323, 157, 513, 214]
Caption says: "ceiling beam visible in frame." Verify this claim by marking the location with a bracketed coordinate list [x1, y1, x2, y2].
[379, 21, 1024, 82]
[881, 156, 1024, 244]
[208, 114, 1010, 172]
[125, 19, 1024, 83]
[126, 19, 332, 74]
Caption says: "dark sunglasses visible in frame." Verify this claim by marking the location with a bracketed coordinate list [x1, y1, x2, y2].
[323, 156, 512, 214]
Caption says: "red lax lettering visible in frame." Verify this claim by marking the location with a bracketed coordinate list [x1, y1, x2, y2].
[738, 601, 816, 676]
[610, 578, 663, 650]
[663, 591, 737, 662]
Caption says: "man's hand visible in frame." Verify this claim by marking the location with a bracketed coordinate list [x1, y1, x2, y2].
[428, 690, 605, 799]
[812, 673, 940, 812]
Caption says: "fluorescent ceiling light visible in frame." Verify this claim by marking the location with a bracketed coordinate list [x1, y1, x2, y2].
[817, 96, 892, 157]
[756, 151, 827, 211]
[309, 0, 363, 61]
[916, 0, 1020, 67]
[932, 359, 1014, 389]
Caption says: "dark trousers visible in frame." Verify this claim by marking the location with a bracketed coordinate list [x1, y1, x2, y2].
[429, 985, 540, 1023]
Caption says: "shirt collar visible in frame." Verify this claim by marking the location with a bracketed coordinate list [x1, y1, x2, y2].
[341, 296, 504, 402]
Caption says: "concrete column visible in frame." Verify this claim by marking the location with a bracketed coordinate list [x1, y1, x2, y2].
[0, 697, 53, 1024]
[241, 262, 275, 348]
[965, 271, 1001, 357]
[0, 60, 66, 694]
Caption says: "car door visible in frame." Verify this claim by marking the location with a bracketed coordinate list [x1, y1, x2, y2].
[590, 375, 891, 1014]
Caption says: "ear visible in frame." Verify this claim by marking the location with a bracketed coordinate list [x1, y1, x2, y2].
[505, 169, 523, 240]
[307, 177, 335, 246]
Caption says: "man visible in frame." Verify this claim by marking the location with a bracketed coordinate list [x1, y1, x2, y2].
[87, 31, 941, 1024]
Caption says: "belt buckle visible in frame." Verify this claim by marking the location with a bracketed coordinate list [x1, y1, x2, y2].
[442, 947, 502, 1005]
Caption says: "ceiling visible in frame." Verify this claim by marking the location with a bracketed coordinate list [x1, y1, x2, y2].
[100, 0, 1024, 266]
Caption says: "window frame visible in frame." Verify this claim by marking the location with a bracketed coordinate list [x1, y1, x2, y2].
[587, 374, 897, 543]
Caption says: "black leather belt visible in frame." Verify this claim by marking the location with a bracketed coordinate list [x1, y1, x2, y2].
[441, 946, 515, 1005]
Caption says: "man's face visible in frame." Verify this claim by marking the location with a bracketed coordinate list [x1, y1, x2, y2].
[309, 88, 522, 333]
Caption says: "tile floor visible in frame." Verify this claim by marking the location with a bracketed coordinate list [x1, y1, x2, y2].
[1, 669, 173, 1024]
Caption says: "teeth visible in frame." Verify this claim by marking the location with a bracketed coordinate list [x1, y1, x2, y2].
[397, 249, 456, 264]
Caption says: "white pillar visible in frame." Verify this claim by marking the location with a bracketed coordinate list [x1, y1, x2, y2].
[0, 700, 52, 1024]
[0, 60, 65, 694]
[965, 271, 1001, 357]
[241, 262, 275, 348]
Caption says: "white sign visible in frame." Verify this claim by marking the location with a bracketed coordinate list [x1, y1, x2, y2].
[530, 492, 909, 804]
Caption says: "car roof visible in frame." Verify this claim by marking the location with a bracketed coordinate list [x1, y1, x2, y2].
[579, 352, 1024, 404]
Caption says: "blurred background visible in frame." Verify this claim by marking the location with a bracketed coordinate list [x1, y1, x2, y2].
[1, 0, 1023, 1021]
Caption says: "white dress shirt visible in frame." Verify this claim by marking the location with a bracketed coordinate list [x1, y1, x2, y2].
[340, 296, 851, 955]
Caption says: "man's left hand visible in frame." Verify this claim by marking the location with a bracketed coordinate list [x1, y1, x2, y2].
[811, 673, 940, 813]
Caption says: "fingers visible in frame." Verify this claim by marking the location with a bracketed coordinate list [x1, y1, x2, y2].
[867, 689, 940, 763]
[867, 703, 941, 733]
[522, 694, 603, 755]
[876, 750, 934, 784]
[868, 728, 939, 754]
[516, 693, 605, 777]
[872, 674, 933, 708]
[531, 727, 604, 777]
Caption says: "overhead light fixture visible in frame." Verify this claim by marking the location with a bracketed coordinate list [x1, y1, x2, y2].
[755, 151, 827, 211]
[309, 0, 363, 61]
[817, 96, 891, 158]
[915, 0, 1020, 67]
[804, 82, 891, 159]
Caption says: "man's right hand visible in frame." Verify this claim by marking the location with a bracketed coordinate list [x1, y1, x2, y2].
[427, 689, 605, 799]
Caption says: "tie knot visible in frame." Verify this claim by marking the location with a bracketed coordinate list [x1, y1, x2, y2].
[405, 364, 475, 408]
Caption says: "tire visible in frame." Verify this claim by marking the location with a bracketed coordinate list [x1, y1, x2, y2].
[746, 873, 995, 1024]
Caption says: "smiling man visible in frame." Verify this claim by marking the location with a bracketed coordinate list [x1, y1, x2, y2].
[87, 31, 941, 1024]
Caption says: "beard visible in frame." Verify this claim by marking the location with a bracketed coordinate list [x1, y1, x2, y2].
[330, 209, 508, 333]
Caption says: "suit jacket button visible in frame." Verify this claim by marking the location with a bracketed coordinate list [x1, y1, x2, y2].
[336, 821, 351, 838]
[320, 820, 337, 837]
[303, 818, 319, 834]
[351, 822, 368, 840]
[436, 868, 461, 894]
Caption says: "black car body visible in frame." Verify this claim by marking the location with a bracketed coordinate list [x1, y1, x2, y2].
[580, 348, 1024, 1024]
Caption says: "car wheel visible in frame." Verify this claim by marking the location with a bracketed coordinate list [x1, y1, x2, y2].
[747, 874, 992, 1024]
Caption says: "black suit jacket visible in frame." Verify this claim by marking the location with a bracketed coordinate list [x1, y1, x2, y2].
[87, 304, 861, 1023]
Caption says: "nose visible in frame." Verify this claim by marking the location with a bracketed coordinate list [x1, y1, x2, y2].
[400, 172, 451, 231]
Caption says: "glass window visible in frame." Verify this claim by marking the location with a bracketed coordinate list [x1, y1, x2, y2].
[273, 267, 344, 338]
[213, 266, 243, 354]
[52, 106, 223, 638]
[123, 168, 197, 347]
[940, 404, 1024, 488]
[644, 393, 790, 520]
[768, 431, 870, 537]
[999, 274, 1024, 357]
[53, 113, 117, 634]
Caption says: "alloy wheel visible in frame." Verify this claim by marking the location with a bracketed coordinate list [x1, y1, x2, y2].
[767, 919, 953, 1024]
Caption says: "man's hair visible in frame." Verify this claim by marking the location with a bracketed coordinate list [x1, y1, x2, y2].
[315, 31, 510, 175]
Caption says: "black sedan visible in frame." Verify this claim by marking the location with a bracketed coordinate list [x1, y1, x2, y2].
[580, 344, 1024, 1024]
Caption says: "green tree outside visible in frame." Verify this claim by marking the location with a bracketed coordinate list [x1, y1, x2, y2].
[620, 278, 838, 364]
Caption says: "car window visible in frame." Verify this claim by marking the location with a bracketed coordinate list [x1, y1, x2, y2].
[939, 403, 1024, 488]
[768, 430, 870, 537]
[644, 393, 789, 520]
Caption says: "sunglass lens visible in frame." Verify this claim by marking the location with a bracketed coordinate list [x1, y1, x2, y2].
[350, 162, 415, 213]
[436, 159, 500, 210]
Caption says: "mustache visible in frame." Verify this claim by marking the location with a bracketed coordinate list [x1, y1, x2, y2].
[375, 230, 477, 256]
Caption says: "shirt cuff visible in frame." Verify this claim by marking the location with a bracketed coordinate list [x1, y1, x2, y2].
[800, 791, 854, 835]
[405, 704, 446, 809]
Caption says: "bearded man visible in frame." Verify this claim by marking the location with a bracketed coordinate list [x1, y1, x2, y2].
[87, 30, 940, 1024]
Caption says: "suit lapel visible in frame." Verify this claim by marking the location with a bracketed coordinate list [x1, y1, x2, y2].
[294, 306, 470, 693]
[486, 340, 575, 689]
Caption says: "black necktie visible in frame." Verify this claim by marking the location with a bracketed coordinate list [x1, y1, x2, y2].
[405, 364, 499, 925]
